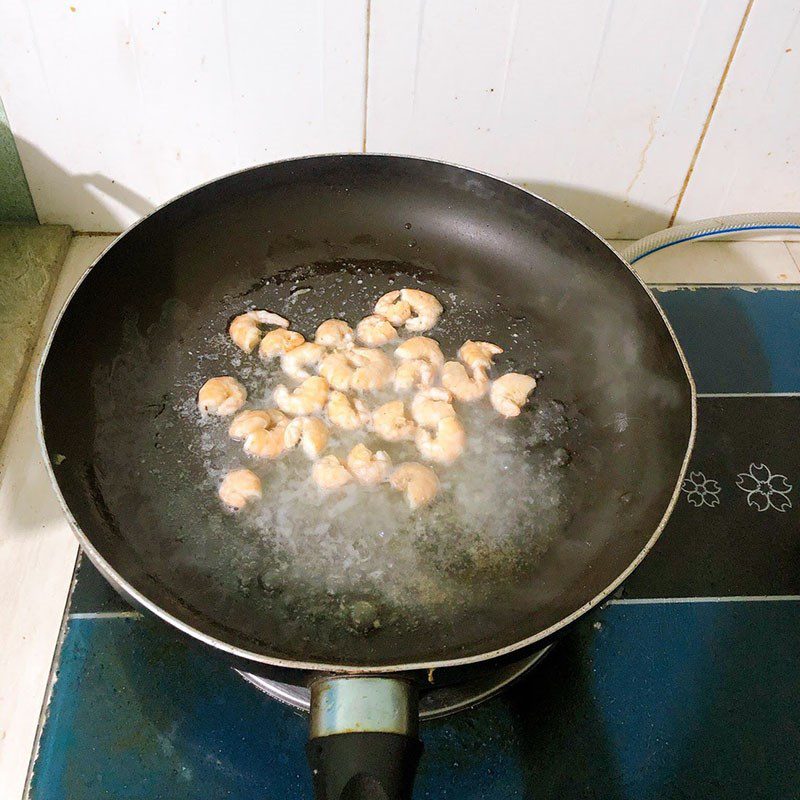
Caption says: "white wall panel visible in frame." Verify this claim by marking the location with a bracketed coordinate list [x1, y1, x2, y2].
[677, 1, 800, 236]
[366, 0, 748, 238]
[0, 1, 368, 231]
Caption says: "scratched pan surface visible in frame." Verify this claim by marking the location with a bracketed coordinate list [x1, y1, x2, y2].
[38, 155, 694, 670]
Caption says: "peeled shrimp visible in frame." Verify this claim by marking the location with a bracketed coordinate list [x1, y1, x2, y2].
[399, 289, 443, 332]
[441, 361, 489, 401]
[198, 376, 247, 416]
[229, 310, 289, 353]
[319, 352, 354, 391]
[259, 328, 305, 361]
[490, 373, 537, 418]
[458, 340, 503, 376]
[315, 319, 354, 349]
[243, 424, 288, 459]
[356, 315, 397, 346]
[349, 347, 394, 392]
[326, 390, 371, 430]
[281, 342, 327, 380]
[394, 359, 436, 392]
[411, 387, 455, 428]
[390, 462, 439, 509]
[228, 408, 286, 440]
[219, 469, 262, 510]
[415, 416, 466, 464]
[371, 400, 416, 442]
[312, 455, 353, 489]
[274, 376, 329, 415]
[347, 443, 392, 486]
[394, 337, 444, 370]
[374, 290, 412, 326]
[284, 416, 329, 460]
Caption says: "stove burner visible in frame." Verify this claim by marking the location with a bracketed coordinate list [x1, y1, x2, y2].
[238, 646, 551, 720]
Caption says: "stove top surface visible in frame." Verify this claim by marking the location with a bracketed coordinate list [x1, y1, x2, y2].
[29, 287, 800, 799]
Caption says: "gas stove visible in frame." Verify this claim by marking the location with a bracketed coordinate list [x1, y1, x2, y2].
[28, 287, 800, 799]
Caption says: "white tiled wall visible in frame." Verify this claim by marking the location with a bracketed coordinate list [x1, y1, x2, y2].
[0, 0, 797, 237]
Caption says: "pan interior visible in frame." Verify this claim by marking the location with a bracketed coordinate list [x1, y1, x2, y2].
[39, 156, 693, 667]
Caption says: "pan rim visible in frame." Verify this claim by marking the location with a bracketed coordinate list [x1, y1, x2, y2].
[35, 152, 697, 672]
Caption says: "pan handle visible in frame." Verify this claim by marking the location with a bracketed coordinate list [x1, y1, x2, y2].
[306, 676, 422, 800]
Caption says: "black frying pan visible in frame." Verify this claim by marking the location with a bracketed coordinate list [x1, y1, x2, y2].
[38, 155, 695, 799]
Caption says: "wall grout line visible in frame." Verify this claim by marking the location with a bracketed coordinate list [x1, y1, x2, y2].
[668, 0, 754, 227]
[361, 0, 372, 153]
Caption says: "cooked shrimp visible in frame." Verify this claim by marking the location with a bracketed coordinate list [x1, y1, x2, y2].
[229, 310, 289, 353]
[315, 319, 354, 349]
[198, 376, 247, 416]
[228, 408, 286, 440]
[441, 361, 489, 401]
[349, 347, 394, 392]
[394, 336, 444, 370]
[374, 290, 412, 326]
[284, 416, 329, 460]
[347, 443, 392, 486]
[411, 387, 455, 428]
[281, 342, 326, 380]
[458, 340, 503, 376]
[415, 416, 466, 464]
[371, 400, 416, 442]
[243, 423, 288, 459]
[312, 455, 353, 489]
[319, 352, 354, 391]
[274, 376, 329, 415]
[259, 328, 305, 361]
[390, 462, 439, 509]
[394, 359, 436, 392]
[490, 373, 537, 418]
[400, 289, 443, 332]
[326, 390, 371, 430]
[356, 314, 397, 346]
[219, 469, 262, 510]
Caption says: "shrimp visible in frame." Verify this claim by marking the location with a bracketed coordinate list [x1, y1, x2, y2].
[228, 408, 286, 440]
[415, 416, 466, 464]
[259, 328, 305, 361]
[399, 289, 443, 332]
[349, 347, 394, 392]
[326, 390, 371, 430]
[441, 361, 489, 401]
[219, 469, 262, 510]
[371, 400, 416, 442]
[394, 359, 436, 392]
[198, 376, 247, 416]
[490, 373, 537, 418]
[410, 387, 455, 428]
[312, 455, 353, 489]
[243, 423, 288, 459]
[374, 290, 412, 326]
[347, 443, 392, 486]
[394, 336, 444, 370]
[390, 462, 439, 509]
[458, 340, 504, 376]
[356, 314, 397, 346]
[229, 310, 289, 353]
[281, 342, 327, 380]
[274, 376, 329, 415]
[319, 351, 355, 391]
[284, 416, 329, 460]
[315, 319, 354, 349]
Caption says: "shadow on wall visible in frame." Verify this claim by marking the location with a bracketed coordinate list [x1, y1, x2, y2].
[513, 179, 669, 240]
[14, 135, 154, 232]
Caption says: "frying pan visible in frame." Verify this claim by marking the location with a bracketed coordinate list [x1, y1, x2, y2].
[37, 154, 695, 799]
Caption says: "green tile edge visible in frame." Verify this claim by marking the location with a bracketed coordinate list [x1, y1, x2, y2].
[0, 224, 71, 445]
[0, 95, 38, 223]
